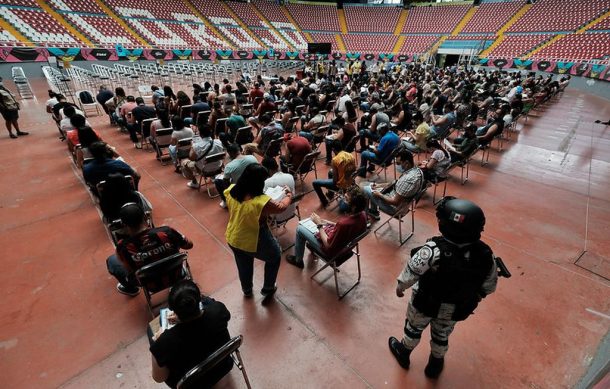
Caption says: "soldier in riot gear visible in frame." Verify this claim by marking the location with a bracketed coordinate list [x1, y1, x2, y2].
[388, 197, 506, 378]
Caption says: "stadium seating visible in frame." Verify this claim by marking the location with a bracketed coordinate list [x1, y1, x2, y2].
[270, 22, 308, 50]
[226, 1, 266, 28]
[402, 4, 471, 34]
[343, 5, 401, 33]
[342, 34, 398, 54]
[64, 14, 141, 48]
[0, 25, 19, 46]
[286, 3, 341, 32]
[486, 34, 553, 59]
[589, 15, 610, 31]
[530, 32, 610, 61]
[507, 0, 610, 32]
[48, 0, 105, 14]
[251, 27, 290, 50]
[252, 0, 292, 24]
[0, 7, 82, 46]
[461, 0, 525, 34]
[399, 35, 441, 55]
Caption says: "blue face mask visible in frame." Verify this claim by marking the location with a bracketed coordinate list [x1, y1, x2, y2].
[397, 164, 405, 174]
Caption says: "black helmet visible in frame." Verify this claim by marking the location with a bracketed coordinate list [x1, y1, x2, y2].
[435, 197, 485, 244]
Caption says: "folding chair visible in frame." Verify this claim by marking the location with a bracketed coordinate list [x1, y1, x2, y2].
[153, 128, 173, 164]
[374, 197, 418, 246]
[174, 137, 193, 170]
[176, 335, 252, 389]
[197, 152, 226, 198]
[288, 150, 321, 186]
[428, 175, 449, 205]
[214, 117, 228, 138]
[196, 110, 211, 127]
[374, 146, 400, 181]
[135, 252, 192, 317]
[264, 137, 284, 158]
[179, 105, 192, 120]
[269, 193, 303, 252]
[310, 124, 331, 156]
[235, 126, 254, 146]
[308, 229, 369, 299]
[140, 118, 155, 150]
[76, 90, 101, 117]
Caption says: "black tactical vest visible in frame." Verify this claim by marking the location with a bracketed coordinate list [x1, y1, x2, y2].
[413, 236, 494, 321]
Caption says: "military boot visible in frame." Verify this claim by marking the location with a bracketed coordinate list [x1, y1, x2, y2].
[388, 336, 411, 369]
[424, 354, 445, 378]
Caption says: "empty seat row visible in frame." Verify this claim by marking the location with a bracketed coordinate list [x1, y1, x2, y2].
[508, 0, 610, 32]
[286, 3, 341, 32]
[402, 5, 471, 34]
[343, 6, 401, 34]
[529, 32, 610, 61]
[341, 34, 398, 54]
[486, 34, 553, 58]
[462, 1, 525, 33]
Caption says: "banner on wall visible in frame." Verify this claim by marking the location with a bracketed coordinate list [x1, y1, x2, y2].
[0, 47, 606, 82]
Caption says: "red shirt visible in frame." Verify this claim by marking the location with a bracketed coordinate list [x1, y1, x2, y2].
[287, 135, 312, 168]
[250, 88, 264, 109]
[321, 212, 368, 258]
[258, 100, 276, 116]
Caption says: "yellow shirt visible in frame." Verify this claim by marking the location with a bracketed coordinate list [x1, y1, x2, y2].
[414, 122, 431, 150]
[332, 151, 356, 189]
[224, 185, 271, 252]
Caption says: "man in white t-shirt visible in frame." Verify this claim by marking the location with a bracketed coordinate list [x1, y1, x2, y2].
[181, 125, 225, 189]
[262, 156, 296, 222]
[168, 116, 194, 165]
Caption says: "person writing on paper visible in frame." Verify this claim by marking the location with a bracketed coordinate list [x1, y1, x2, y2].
[262, 156, 296, 223]
[150, 280, 232, 388]
[285, 186, 367, 269]
[225, 164, 293, 298]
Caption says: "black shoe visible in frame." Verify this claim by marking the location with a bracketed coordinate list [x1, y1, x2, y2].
[368, 211, 380, 221]
[116, 283, 140, 297]
[242, 289, 253, 298]
[325, 191, 336, 201]
[261, 285, 277, 297]
[367, 164, 376, 173]
[16, 131, 29, 136]
[424, 355, 444, 378]
[9, 133, 17, 139]
[388, 337, 411, 369]
[286, 255, 304, 269]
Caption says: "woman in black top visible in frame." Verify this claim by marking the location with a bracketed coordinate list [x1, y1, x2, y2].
[151, 280, 232, 388]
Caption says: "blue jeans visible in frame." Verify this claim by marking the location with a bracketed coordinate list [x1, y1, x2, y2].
[363, 184, 397, 216]
[107, 254, 137, 289]
[312, 178, 336, 206]
[359, 129, 379, 149]
[476, 126, 487, 136]
[294, 224, 322, 262]
[299, 131, 313, 142]
[359, 150, 382, 176]
[214, 178, 229, 201]
[229, 227, 281, 293]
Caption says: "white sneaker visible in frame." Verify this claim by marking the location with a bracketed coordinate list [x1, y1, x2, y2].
[219, 200, 227, 209]
[134, 142, 142, 149]
[187, 181, 200, 189]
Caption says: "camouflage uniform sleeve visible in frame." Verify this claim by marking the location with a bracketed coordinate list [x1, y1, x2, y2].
[396, 242, 439, 293]
[480, 256, 498, 297]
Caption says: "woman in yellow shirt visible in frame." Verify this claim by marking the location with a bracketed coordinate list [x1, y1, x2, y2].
[225, 164, 292, 297]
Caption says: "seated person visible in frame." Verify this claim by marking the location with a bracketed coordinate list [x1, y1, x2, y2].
[214, 144, 258, 209]
[181, 125, 225, 189]
[150, 280, 232, 389]
[357, 123, 400, 178]
[359, 104, 390, 151]
[242, 114, 284, 156]
[247, 93, 276, 132]
[299, 106, 325, 141]
[281, 133, 312, 173]
[285, 186, 367, 269]
[401, 112, 429, 153]
[446, 124, 479, 163]
[129, 97, 157, 149]
[149, 106, 171, 144]
[324, 116, 356, 165]
[187, 93, 211, 126]
[66, 114, 96, 153]
[429, 102, 456, 139]
[83, 141, 140, 195]
[71, 125, 119, 168]
[476, 106, 506, 146]
[362, 149, 424, 221]
[98, 173, 151, 223]
[218, 111, 246, 147]
[418, 139, 451, 182]
[168, 116, 194, 165]
[262, 157, 296, 223]
[312, 150, 356, 208]
[106, 203, 193, 296]
[60, 105, 88, 135]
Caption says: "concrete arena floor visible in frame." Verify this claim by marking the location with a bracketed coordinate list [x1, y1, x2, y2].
[0, 77, 608, 389]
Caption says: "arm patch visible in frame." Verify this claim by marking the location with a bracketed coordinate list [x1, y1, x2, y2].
[408, 245, 433, 276]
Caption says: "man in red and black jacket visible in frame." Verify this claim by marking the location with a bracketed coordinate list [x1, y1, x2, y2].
[106, 203, 193, 296]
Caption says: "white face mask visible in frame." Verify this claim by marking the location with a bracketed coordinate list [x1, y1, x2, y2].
[396, 164, 405, 174]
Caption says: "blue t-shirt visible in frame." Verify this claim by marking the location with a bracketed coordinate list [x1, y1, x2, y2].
[190, 101, 210, 119]
[377, 131, 400, 161]
[83, 158, 136, 188]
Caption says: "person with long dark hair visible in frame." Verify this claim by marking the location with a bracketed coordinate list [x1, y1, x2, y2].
[224, 164, 292, 297]
[150, 280, 232, 388]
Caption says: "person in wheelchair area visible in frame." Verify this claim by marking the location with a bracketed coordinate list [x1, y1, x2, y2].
[388, 197, 498, 379]
[150, 280, 233, 389]
[106, 203, 193, 296]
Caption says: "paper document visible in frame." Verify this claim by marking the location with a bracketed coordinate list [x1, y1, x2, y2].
[265, 186, 286, 201]
[160, 308, 176, 330]
[299, 217, 319, 234]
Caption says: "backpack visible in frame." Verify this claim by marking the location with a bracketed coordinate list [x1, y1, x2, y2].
[0, 89, 19, 111]
[79, 91, 95, 105]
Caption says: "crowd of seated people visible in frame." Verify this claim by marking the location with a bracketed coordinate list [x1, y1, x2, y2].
[44, 56, 569, 387]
